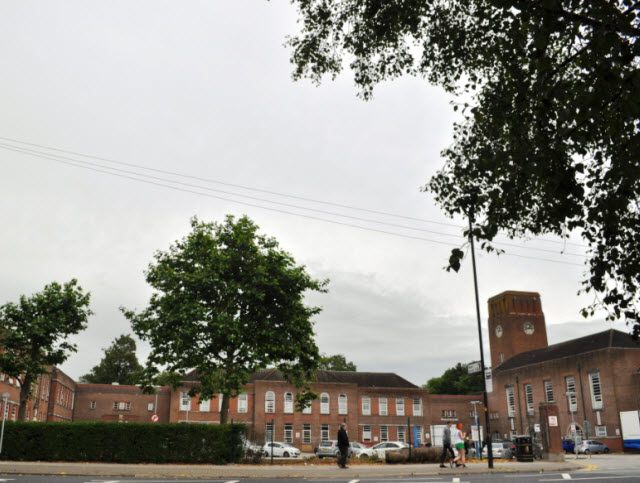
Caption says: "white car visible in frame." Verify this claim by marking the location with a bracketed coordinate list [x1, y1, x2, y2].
[263, 442, 301, 458]
[371, 441, 409, 458]
[351, 441, 375, 458]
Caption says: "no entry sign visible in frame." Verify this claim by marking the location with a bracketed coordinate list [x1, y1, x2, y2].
[151, 414, 159, 422]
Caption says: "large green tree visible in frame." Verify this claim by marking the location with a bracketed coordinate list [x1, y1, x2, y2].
[122, 215, 328, 423]
[318, 353, 357, 371]
[424, 362, 484, 395]
[285, 0, 640, 337]
[79, 334, 143, 385]
[0, 280, 92, 420]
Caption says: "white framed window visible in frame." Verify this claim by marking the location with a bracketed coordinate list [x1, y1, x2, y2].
[284, 423, 293, 443]
[218, 394, 224, 412]
[379, 398, 388, 416]
[524, 383, 534, 415]
[265, 422, 273, 442]
[199, 399, 210, 412]
[566, 376, 578, 412]
[90, 401, 96, 410]
[147, 402, 154, 411]
[362, 397, 371, 415]
[113, 401, 118, 410]
[412, 398, 422, 416]
[338, 394, 347, 415]
[0, 374, 4, 382]
[506, 386, 516, 417]
[595, 425, 607, 437]
[303, 424, 311, 443]
[320, 392, 330, 414]
[415, 425, 423, 444]
[362, 425, 372, 442]
[321, 424, 330, 441]
[302, 401, 312, 414]
[589, 371, 603, 410]
[284, 392, 294, 414]
[238, 393, 248, 413]
[396, 398, 405, 416]
[397, 425, 406, 442]
[380, 425, 388, 442]
[180, 392, 191, 411]
[544, 380, 554, 402]
[119, 402, 126, 410]
[265, 391, 275, 413]
[442, 409, 456, 418]
[125, 402, 131, 410]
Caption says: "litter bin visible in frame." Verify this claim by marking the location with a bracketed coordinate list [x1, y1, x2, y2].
[515, 435, 534, 462]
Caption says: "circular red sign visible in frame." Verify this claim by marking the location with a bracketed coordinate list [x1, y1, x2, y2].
[151, 414, 159, 422]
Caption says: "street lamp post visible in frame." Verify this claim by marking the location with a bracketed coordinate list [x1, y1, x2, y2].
[564, 392, 579, 459]
[0, 392, 11, 454]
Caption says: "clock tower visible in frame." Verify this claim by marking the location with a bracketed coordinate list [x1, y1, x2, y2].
[488, 291, 548, 368]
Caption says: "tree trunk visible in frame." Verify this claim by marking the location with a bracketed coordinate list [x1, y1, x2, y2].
[17, 372, 33, 422]
[220, 392, 230, 424]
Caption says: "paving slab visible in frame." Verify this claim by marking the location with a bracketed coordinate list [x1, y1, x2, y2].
[0, 460, 586, 479]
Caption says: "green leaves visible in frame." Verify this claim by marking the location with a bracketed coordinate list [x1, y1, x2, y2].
[0, 279, 92, 420]
[79, 334, 143, 385]
[286, 0, 640, 337]
[122, 215, 328, 422]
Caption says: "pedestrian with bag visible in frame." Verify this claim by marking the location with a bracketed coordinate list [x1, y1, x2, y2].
[337, 423, 350, 469]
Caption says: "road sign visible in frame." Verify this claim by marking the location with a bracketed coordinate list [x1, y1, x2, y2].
[549, 416, 558, 427]
[467, 361, 482, 374]
[151, 414, 159, 422]
[534, 424, 541, 433]
[571, 424, 576, 433]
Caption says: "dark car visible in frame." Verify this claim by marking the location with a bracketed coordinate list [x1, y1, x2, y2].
[562, 439, 575, 453]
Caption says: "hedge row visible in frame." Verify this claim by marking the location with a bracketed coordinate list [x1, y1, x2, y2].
[0, 421, 245, 464]
[386, 446, 449, 464]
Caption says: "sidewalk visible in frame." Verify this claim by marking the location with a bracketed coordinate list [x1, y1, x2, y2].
[0, 460, 586, 479]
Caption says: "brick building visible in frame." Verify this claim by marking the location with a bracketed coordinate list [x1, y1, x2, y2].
[171, 369, 479, 451]
[486, 291, 640, 452]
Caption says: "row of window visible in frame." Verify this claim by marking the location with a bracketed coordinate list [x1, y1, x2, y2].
[180, 392, 249, 413]
[264, 423, 423, 445]
[505, 371, 603, 417]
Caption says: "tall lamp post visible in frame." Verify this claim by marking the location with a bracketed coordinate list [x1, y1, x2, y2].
[0, 392, 11, 454]
[468, 212, 494, 468]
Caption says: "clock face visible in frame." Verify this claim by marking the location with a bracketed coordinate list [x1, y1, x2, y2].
[495, 325, 503, 338]
[524, 322, 535, 335]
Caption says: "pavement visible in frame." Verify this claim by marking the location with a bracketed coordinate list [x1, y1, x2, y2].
[0, 459, 588, 479]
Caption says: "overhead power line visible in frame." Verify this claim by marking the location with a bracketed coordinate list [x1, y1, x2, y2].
[0, 141, 587, 268]
[0, 135, 588, 249]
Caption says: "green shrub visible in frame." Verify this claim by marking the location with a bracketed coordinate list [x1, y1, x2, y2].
[0, 421, 245, 464]
[385, 446, 448, 464]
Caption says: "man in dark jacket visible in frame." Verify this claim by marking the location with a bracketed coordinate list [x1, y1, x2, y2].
[439, 421, 455, 468]
[337, 423, 350, 468]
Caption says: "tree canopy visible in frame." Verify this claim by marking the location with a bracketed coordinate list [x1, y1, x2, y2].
[79, 334, 143, 385]
[286, 0, 640, 337]
[0, 280, 92, 420]
[424, 362, 484, 395]
[122, 215, 328, 422]
[318, 353, 357, 371]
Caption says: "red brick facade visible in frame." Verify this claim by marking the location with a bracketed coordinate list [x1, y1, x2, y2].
[486, 291, 640, 452]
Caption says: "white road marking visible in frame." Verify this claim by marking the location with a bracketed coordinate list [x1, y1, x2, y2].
[347, 480, 360, 483]
[541, 476, 637, 481]
[453, 478, 460, 483]
[225, 480, 240, 483]
[563, 474, 572, 480]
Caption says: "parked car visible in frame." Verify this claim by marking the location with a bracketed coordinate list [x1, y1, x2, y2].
[351, 441, 375, 458]
[562, 439, 576, 453]
[241, 437, 262, 454]
[482, 441, 516, 459]
[263, 442, 301, 458]
[316, 440, 354, 458]
[371, 441, 409, 458]
[577, 440, 610, 454]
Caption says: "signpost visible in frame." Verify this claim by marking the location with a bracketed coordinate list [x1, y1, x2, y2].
[467, 361, 482, 374]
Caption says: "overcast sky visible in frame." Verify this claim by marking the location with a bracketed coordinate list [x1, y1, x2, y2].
[0, 1, 629, 387]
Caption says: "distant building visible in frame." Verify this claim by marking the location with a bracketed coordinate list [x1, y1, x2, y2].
[486, 291, 640, 452]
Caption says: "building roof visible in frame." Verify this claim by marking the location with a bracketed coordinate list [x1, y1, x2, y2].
[249, 369, 418, 388]
[183, 368, 418, 388]
[494, 329, 639, 372]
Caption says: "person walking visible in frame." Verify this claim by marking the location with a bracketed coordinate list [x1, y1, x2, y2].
[439, 421, 455, 468]
[452, 423, 467, 468]
[337, 423, 350, 469]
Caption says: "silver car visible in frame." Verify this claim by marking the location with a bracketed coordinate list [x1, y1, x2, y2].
[577, 440, 610, 454]
[316, 440, 353, 458]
